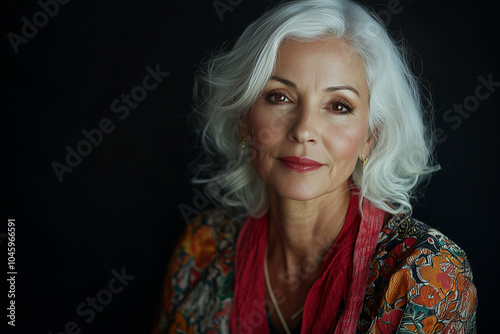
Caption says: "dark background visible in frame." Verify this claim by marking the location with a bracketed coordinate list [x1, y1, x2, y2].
[3, 0, 498, 332]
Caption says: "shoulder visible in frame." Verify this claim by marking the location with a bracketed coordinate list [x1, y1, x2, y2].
[378, 214, 473, 269]
[359, 214, 477, 333]
[175, 209, 241, 267]
[161, 209, 241, 315]
[152, 209, 242, 333]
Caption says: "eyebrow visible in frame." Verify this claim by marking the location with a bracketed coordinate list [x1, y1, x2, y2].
[270, 75, 360, 96]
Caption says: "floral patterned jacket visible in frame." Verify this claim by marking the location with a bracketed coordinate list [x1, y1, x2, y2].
[152, 210, 477, 333]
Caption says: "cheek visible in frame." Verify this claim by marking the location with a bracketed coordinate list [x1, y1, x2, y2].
[323, 121, 367, 162]
[250, 109, 286, 149]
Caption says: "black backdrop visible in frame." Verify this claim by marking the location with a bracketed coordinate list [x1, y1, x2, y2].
[3, 0, 499, 332]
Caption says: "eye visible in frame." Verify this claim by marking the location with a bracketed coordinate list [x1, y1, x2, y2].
[266, 91, 291, 104]
[328, 99, 355, 114]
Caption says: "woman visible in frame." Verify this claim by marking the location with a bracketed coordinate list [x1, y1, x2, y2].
[153, 0, 477, 332]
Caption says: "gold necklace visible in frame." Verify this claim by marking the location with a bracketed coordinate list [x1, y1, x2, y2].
[264, 246, 304, 334]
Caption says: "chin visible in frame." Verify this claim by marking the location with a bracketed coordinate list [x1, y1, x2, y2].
[273, 182, 328, 202]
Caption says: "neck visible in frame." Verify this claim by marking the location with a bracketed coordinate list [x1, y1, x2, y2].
[266, 182, 352, 281]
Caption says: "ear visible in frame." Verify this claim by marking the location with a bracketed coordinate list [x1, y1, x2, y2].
[359, 128, 378, 159]
[238, 111, 251, 139]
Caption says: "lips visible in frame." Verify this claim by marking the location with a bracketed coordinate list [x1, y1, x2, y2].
[277, 156, 324, 173]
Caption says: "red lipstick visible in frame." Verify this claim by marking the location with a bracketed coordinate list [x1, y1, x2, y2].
[277, 156, 323, 173]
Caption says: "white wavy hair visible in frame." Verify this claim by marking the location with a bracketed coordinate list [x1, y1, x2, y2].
[189, 0, 439, 219]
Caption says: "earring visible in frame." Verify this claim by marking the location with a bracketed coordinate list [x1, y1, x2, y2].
[241, 137, 248, 149]
[361, 154, 369, 169]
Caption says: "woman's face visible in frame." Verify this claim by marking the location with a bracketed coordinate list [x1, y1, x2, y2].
[240, 38, 373, 202]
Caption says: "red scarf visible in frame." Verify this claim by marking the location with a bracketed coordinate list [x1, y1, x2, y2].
[231, 191, 385, 333]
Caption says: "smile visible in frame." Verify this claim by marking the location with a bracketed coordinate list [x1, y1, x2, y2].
[277, 156, 324, 173]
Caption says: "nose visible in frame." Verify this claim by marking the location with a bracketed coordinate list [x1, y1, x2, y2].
[287, 103, 319, 144]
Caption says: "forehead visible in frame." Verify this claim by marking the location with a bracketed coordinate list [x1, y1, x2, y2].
[273, 38, 367, 93]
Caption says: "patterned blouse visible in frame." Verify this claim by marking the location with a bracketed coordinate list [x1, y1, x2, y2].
[152, 210, 477, 333]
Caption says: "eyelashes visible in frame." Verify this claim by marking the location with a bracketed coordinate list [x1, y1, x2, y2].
[264, 90, 356, 114]
[266, 90, 291, 104]
[327, 97, 355, 114]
